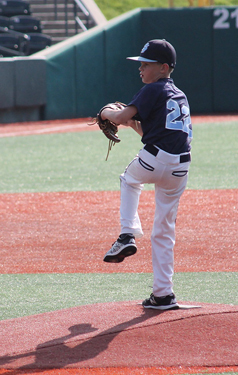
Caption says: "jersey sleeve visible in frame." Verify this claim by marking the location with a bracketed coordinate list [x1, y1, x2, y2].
[128, 84, 161, 121]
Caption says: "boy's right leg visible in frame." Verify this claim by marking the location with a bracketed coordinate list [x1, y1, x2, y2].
[119, 175, 144, 238]
[103, 157, 144, 263]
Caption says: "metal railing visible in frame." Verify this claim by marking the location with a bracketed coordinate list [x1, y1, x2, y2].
[44, 0, 91, 36]
[74, 0, 89, 32]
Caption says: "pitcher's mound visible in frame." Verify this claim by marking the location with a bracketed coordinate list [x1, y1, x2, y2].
[0, 301, 237, 370]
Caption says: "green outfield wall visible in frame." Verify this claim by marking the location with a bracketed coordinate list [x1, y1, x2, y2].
[0, 7, 238, 123]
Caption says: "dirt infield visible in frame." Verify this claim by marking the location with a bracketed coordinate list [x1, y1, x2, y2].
[0, 117, 237, 374]
[0, 189, 237, 274]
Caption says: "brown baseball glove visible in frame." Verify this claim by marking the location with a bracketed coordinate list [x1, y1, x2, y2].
[89, 102, 126, 160]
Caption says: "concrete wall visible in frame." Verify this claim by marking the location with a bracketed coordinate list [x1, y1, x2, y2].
[0, 57, 46, 122]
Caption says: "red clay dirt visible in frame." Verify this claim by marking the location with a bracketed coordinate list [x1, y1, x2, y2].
[0, 301, 238, 371]
[0, 117, 238, 374]
[0, 189, 237, 274]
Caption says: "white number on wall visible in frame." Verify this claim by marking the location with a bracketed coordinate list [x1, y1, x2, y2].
[213, 7, 238, 29]
[230, 8, 238, 28]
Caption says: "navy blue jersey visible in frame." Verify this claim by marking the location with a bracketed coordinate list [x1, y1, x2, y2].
[128, 78, 192, 154]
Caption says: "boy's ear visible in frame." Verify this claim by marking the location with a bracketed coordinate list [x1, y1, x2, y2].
[162, 63, 169, 71]
[161, 63, 171, 76]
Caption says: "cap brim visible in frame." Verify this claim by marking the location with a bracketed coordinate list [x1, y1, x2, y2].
[126, 56, 158, 62]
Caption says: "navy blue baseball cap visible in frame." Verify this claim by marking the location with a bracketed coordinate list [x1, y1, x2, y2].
[127, 39, 176, 68]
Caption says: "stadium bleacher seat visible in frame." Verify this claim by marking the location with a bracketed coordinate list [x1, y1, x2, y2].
[9, 15, 41, 33]
[0, 1, 50, 57]
[0, 15, 10, 27]
[0, 44, 24, 56]
[0, 0, 30, 17]
[0, 25, 30, 53]
[27, 32, 51, 54]
[0, 33, 22, 51]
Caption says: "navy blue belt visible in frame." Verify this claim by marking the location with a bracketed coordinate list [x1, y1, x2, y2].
[144, 144, 191, 163]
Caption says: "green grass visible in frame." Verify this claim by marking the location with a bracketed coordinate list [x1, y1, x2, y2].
[0, 272, 237, 320]
[0, 121, 237, 193]
[188, 121, 238, 189]
[0, 121, 237, 327]
[0, 128, 139, 193]
[95, 0, 238, 19]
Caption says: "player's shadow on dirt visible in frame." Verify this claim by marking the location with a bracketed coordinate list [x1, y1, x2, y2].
[0, 308, 167, 373]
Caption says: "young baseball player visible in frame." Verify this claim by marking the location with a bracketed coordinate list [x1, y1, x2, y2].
[101, 39, 192, 310]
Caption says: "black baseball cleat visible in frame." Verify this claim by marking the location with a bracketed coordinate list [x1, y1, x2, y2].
[103, 233, 137, 263]
[142, 293, 179, 310]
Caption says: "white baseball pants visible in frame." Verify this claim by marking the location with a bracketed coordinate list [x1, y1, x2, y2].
[120, 146, 190, 297]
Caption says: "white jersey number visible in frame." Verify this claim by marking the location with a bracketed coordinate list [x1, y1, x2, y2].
[166, 99, 193, 139]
